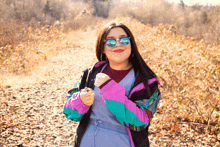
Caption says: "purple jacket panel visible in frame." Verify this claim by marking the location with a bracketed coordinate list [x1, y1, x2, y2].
[100, 80, 150, 125]
[64, 92, 90, 114]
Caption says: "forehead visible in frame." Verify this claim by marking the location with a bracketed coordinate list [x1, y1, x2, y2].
[107, 27, 127, 38]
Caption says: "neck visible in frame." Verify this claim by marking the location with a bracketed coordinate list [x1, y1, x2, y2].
[109, 61, 132, 70]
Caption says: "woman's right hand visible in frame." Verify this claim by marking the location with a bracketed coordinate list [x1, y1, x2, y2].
[80, 87, 95, 106]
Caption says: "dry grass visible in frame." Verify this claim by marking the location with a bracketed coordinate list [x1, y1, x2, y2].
[1, 0, 220, 48]
[96, 16, 220, 145]
[0, 25, 73, 88]
[0, 1, 220, 145]
[109, 1, 220, 46]
[116, 17, 219, 145]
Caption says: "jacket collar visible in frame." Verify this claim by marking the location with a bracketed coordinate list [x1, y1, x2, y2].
[94, 61, 107, 68]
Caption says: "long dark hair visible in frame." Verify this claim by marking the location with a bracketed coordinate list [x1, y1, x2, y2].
[95, 21, 157, 96]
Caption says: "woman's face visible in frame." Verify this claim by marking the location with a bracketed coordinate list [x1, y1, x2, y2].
[103, 27, 131, 66]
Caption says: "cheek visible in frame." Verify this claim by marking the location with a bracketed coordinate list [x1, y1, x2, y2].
[104, 46, 112, 55]
[103, 45, 110, 54]
[126, 45, 132, 55]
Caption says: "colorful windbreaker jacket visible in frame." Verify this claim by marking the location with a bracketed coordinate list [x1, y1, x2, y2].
[63, 61, 162, 147]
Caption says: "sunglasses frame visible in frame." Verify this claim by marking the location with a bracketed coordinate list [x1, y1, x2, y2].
[104, 37, 130, 47]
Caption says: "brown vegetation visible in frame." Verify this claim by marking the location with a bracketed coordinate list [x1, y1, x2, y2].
[0, 0, 219, 146]
[119, 18, 219, 146]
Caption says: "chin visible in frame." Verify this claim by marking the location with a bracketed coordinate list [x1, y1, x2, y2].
[107, 54, 131, 64]
[110, 58, 129, 64]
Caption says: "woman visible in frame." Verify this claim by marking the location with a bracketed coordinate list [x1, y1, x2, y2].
[63, 21, 162, 147]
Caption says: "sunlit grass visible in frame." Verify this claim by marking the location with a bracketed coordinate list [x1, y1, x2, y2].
[0, 1, 219, 145]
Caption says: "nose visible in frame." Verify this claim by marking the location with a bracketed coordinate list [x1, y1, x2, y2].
[115, 38, 122, 47]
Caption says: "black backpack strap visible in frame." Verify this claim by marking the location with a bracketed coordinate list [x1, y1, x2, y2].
[79, 62, 106, 90]
[79, 69, 89, 90]
[87, 63, 106, 90]
[74, 63, 107, 147]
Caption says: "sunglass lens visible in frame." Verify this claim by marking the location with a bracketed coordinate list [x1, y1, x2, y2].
[106, 39, 116, 47]
[120, 37, 130, 45]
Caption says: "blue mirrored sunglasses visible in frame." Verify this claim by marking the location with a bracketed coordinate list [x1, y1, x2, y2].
[104, 37, 130, 47]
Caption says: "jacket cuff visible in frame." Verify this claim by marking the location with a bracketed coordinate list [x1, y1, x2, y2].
[64, 93, 90, 114]
[75, 96, 90, 114]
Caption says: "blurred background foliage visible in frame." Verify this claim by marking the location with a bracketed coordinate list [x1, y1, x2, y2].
[0, 0, 220, 46]
[0, 0, 219, 146]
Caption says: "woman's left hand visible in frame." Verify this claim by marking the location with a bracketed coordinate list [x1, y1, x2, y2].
[94, 73, 111, 87]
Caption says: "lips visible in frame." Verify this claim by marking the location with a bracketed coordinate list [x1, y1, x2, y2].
[114, 49, 124, 53]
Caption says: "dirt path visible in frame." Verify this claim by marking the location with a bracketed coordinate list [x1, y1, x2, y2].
[0, 40, 98, 146]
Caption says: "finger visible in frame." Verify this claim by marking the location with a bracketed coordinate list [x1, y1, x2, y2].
[82, 88, 92, 93]
[95, 77, 99, 82]
[85, 91, 95, 96]
[80, 92, 91, 99]
[81, 88, 85, 92]
[84, 94, 94, 99]
[85, 94, 94, 98]
[86, 97, 94, 102]
[84, 102, 92, 107]
[86, 102, 93, 106]
[87, 95, 95, 101]
[81, 88, 88, 92]
[84, 100, 93, 106]
[97, 73, 108, 78]
[96, 73, 101, 77]
[88, 90, 95, 94]
[87, 98, 94, 104]
[95, 74, 101, 79]
[94, 78, 101, 84]
[94, 82, 99, 87]
[84, 87, 89, 92]
[86, 93, 95, 99]
[87, 95, 95, 100]
[82, 95, 91, 100]
[97, 73, 105, 76]
[86, 88, 93, 92]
